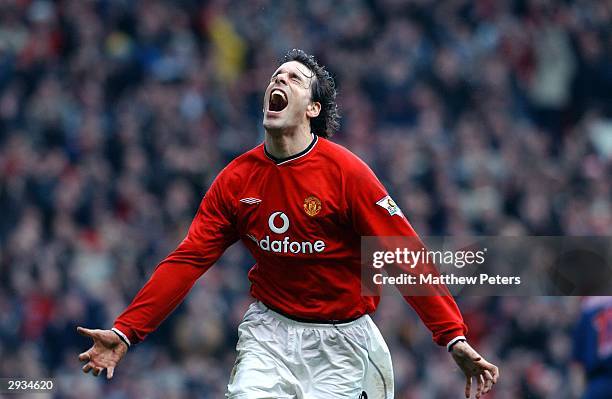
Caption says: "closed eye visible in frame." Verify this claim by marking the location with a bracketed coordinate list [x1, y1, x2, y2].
[289, 72, 303, 83]
[270, 70, 307, 86]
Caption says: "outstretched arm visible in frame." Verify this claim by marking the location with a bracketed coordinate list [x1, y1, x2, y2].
[346, 157, 499, 397]
[78, 170, 238, 378]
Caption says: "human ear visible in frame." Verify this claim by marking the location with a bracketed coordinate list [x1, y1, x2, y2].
[306, 101, 321, 118]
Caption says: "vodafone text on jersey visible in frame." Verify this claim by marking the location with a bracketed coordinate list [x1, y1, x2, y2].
[247, 211, 326, 254]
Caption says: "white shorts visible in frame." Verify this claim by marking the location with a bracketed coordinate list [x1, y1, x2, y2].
[226, 301, 394, 399]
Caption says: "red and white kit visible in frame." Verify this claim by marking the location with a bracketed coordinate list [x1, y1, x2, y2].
[112, 135, 467, 398]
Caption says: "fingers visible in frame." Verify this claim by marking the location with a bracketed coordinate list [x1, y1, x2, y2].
[476, 374, 484, 398]
[465, 375, 472, 398]
[475, 358, 500, 390]
[82, 362, 112, 379]
[489, 364, 500, 383]
[77, 326, 98, 339]
[78, 351, 90, 362]
[483, 370, 493, 393]
[82, 362, 102, 377]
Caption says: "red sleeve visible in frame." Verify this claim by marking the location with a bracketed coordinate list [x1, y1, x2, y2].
[113, 169, 239, 345]
[345, 158, 467, 347]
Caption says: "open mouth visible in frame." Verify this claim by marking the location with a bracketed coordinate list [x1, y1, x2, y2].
[269, 89, 288, 112]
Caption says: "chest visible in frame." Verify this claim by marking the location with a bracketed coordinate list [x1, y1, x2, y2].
[233, 166, 345, 242]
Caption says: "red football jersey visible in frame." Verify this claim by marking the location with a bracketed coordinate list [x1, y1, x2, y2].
[113, 135, 467, 346]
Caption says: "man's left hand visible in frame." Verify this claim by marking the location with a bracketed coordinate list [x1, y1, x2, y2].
[451, 341, 500, 398]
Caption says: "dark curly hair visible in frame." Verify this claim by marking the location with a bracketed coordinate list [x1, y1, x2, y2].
[281, 49, 340, 138]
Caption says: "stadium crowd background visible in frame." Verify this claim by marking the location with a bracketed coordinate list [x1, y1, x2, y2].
[0, 0, 610, 397]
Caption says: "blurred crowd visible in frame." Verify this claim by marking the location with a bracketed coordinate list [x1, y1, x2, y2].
[0, 0, 610, 397]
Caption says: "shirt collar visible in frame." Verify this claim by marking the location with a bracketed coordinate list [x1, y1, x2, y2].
[264, 133, 318, 166]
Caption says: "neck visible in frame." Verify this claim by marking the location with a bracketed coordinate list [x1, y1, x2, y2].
[264, 125, 314, 159]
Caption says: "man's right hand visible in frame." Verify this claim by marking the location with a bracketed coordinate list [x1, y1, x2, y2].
[77, 327, 128, 379]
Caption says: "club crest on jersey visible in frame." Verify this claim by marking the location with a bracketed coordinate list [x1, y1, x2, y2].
[303, 196, 322, 217]
[376, 195, 403, 217]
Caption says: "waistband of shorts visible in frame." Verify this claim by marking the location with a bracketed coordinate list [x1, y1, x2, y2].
[256, 301, 367, 328]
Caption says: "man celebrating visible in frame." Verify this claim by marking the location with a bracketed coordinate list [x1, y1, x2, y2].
[77, 49, 499, 398]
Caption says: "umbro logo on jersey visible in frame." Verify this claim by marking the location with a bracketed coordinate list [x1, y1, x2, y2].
[240, 197, 262, 205]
